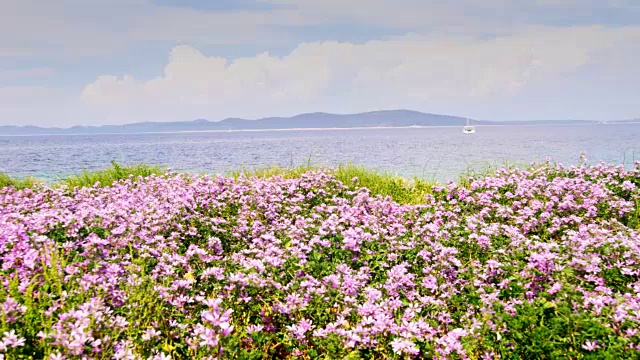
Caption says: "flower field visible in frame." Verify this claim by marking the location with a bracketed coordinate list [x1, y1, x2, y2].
[1, 161, 639, 359]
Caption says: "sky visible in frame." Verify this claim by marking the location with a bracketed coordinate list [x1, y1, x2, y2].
[1, 0, 639, 127]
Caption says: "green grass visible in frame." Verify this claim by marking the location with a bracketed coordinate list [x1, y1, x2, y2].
[0, 172, 41, 190]
[2, 162, 439, 204]
[3, 161, 533, 205]
[231, 163, 437, 204]
[0, 161, 166, 190]
[61, 161, 165, 189]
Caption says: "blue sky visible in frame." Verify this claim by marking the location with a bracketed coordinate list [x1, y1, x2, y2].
[1, 0, 639, 126]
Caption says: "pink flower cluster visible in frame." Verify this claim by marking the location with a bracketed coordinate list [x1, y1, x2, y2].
[0, 162, 639, 358]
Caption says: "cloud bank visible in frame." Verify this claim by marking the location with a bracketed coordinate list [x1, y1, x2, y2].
[1, 0, 640, 126]
[80, 26, 640, 123]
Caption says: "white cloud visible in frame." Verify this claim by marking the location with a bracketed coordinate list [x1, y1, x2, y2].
[80, 25, 640, 123]
[2, 1, 640, 126]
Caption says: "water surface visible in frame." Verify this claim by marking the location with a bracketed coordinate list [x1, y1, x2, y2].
[1, 124, 639, 182]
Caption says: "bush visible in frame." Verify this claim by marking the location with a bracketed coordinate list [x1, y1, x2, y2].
[0, 160, 639, 358]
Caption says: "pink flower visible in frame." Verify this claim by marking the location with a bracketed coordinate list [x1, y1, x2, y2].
[582, 340, 601, 351]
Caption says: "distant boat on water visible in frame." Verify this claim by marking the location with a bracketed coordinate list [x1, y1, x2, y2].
[463, 118, 475, 134]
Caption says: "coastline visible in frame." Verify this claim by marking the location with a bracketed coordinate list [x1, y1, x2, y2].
[2, 121, 636, 137]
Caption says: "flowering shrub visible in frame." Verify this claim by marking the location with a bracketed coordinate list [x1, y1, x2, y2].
[1, 161, 639, 359]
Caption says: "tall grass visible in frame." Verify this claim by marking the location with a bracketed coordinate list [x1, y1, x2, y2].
[2, 161, 527, 204]
[61, 161, 165, 188]
[3, 163, 438, 203]
[0, 172, 41, 190]
[231, 164, 437, 204]
[0, 162, 166, 190]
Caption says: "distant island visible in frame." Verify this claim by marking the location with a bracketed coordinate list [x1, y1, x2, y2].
[1, 110, 639, 136]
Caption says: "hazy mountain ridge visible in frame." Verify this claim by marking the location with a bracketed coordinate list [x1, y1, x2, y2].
[1, 110, 638, 135]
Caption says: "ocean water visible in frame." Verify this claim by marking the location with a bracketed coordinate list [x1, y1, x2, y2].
[1, 124, 639, 182]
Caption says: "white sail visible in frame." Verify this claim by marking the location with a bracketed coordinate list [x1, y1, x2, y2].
[463, 118, 475, 134]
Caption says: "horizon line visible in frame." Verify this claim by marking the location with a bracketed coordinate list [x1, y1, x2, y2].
[1, 109, 638, 130]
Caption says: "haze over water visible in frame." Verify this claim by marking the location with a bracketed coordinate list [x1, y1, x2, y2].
[1, 124, 639, 183]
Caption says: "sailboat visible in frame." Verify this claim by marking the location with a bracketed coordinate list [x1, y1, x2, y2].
[462, 118, 475, 134]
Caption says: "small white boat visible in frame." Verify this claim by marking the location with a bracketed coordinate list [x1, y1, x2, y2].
[463, 118, 475, 134]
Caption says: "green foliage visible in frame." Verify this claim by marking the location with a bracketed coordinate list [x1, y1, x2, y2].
[0, 172, 40, 190]
[61, 161, 165, 189]
[2, 162, 166, 191]
[493, 298, 634, 359]
[232, 163, 437, 204]
[2, 160, 640, 358]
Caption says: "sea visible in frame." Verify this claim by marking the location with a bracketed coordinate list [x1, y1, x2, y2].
[1, 124, 639, 183]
